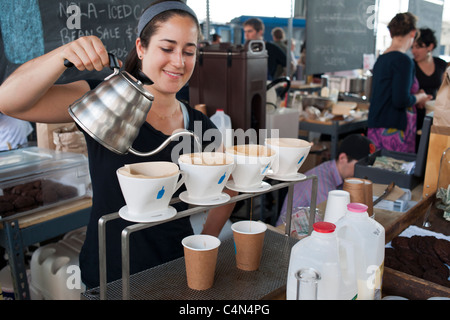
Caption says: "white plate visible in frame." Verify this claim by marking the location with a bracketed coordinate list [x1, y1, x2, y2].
[266, 172, 307, 181]
[179, 191, 230, 206]
[118, 205, 177, 223]
[226, 180, 272, 193]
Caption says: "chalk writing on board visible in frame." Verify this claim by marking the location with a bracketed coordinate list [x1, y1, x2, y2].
[0, 0, 44, 64]
[305, 0, 376, 75]
[0, 0, 148, 83]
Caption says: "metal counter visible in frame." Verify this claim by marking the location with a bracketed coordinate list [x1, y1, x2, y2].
[82, 176, 318, 300]
[82, 229, 297, 300]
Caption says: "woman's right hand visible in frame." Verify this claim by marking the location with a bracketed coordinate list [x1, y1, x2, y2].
[415, 92, 432, 106]
[60, 36, 110, 72]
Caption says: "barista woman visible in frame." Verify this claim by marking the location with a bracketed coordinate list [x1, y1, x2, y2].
[0, 0, 235, 288]
[368, 12, 432, 153]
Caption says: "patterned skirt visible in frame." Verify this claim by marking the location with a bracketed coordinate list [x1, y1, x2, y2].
[368, 105, 417, 154]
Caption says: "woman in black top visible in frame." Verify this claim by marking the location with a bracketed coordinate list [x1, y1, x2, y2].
[412, 28, 447, 133]
[0, 0, 236, 288]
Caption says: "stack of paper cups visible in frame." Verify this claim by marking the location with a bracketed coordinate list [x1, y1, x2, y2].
[324, 190, 350, 223]
[343, 177, 374, 218]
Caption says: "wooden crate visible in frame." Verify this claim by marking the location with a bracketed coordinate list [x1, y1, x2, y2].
[423, 126, 450, 198]
[381, 193, 450, 299]
[383, 267, 450, 299]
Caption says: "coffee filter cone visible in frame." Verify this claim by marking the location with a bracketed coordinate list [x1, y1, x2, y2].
[228, 145, 275, 157]
[118, 162, 178, 179]
[183, 247, 218, 290]
[179, 152, 233, 166]
[266, 138, 312, 148]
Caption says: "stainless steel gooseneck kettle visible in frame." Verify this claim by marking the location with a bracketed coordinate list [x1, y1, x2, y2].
[66, 53, 195, 156]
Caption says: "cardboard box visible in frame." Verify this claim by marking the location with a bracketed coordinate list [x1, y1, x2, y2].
[355, 116, 433, 190]
[355, 149, 420, 190]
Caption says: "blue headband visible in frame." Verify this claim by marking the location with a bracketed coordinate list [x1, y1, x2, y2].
[137, 1, 197, 37]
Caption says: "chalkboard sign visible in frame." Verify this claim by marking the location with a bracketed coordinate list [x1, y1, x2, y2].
[408, 0, 444, 50]
[0, 0, 152, 84]
[305, 0, 376, 75]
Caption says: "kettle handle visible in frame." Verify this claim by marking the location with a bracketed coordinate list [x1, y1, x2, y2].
[64, 53, 153, 85]
[64, 52, 119, 69]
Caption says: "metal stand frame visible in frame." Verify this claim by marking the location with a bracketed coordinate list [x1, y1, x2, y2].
[97, 175, 318, 300]
[2, 220, 30, 300]
[0, 206, 91, 300]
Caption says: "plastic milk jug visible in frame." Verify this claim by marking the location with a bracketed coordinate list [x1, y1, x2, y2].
[335, 203, 385, 300]
[286, 222, 358, 300]
[210, 109, 232, 148]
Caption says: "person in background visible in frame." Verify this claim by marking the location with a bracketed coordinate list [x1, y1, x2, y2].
[412, 28, 447, 99]
[243, 18, 286, 80]
[284, 38, 298, 78]
[411, 28, 447, 138]
[0, 113, 33, 151]
[271, 27, 287, 52]
[276, 134, 376, 227]
[211, 33, 221, 44]
[0, 0, 235, 288]
[271, 27, 297, 79]
[368, 12, 431, 154]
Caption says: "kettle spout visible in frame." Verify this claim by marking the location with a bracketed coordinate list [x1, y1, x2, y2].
[128, 130, 199, 157]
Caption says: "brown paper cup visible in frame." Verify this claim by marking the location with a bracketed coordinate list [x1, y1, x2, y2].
[231, 221, 267, 271]
[182, 235, 220, 290]
[363, 179, 374, 218]
[343, 177, 366, 204]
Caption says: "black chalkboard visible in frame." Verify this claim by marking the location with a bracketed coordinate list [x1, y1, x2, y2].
[0, 0, 152, 84]
[408, 0, 444, 50]
[305, 0, 376, 75]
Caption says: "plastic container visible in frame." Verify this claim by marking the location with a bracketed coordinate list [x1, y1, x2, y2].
[0, 265, 15, 300]
[0, 147, 90, 218]
[286, 222, 357, 300]
[0, 265, 31, 300]
[210, 109, 232, 148]
[335, 203, 385, 300]
[30, 227, 86, 300]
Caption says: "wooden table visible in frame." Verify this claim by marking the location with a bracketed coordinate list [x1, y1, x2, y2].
[275, 184, 450, 299]
[0, 197, 92, 299]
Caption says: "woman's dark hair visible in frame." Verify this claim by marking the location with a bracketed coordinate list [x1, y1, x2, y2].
[124, 0, 200, 77]
[415, 28, 438, 50]
[387, 12, 417, 38]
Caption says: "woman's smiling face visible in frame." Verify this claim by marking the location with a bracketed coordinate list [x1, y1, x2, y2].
[138, 14, 198, 96]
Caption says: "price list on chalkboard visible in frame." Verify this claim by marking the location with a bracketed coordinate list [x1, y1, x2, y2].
[305, 0, 376, 75]
[0, 0, 150, 84]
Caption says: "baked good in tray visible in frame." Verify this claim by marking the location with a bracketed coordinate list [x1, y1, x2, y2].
[0, 179, 78, 218]
[385, 235, 450, 287]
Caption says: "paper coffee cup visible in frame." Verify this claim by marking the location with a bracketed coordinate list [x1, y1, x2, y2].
[324, 190, 350, 223]
[182, 235, 221, 290]
[231, 221, 267, 271]
[363, 179, 374, 218]
[343, 177, 366, 204]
